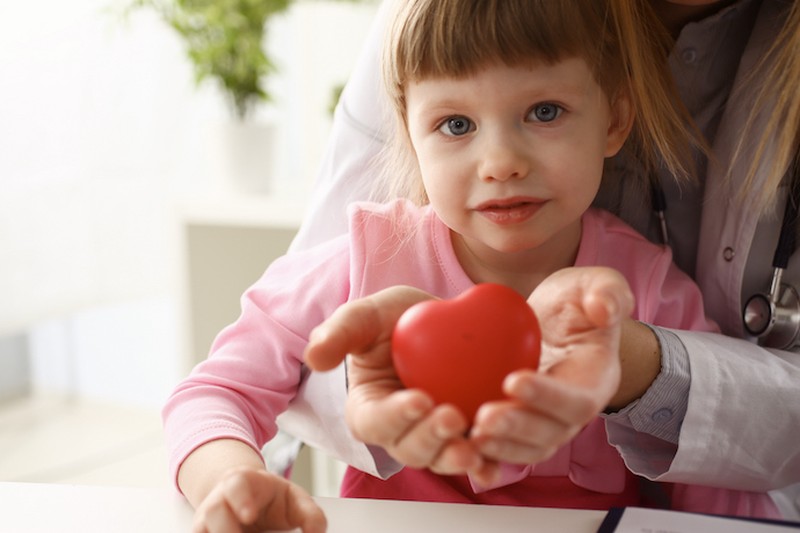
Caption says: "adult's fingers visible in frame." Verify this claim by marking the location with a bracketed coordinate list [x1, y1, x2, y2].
[503, 370, 602, 425]
[345, 388, 434, 444]
[304, 286, 436, 371]
[468, 369, 612, 465]
[531, 267, 633, 334]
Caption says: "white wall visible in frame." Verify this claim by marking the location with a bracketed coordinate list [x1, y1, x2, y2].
[0, 0, 377, 406]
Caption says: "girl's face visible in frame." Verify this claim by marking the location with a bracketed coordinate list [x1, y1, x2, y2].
[405, 58, 630, 281]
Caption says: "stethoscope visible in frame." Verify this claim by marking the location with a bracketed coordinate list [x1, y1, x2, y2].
[742, 162, 800, 350]
[652, 149, 800, 350]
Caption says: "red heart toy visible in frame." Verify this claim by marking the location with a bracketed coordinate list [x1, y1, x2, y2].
[391, 283, 541, 423]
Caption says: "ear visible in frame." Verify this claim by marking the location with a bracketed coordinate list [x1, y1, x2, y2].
[604, 89, 635, 157]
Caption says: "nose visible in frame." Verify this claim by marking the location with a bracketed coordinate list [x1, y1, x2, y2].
[477, 130, 530, 182]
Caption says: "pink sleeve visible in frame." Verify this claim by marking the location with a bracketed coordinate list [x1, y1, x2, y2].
[161, 236, 352, 491]
[631, 247, 719, 333]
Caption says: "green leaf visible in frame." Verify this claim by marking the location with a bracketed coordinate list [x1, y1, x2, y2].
[129, 0, 374, 120]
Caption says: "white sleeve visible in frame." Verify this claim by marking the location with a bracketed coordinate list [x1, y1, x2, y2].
[608, 329, 800, 492]
[603, 327, 690, 445]
[290, 0, 395, 252]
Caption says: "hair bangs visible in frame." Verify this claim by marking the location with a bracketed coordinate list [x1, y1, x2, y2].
[389, 0, 612, 85]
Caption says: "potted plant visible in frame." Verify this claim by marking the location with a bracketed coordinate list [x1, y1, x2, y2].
[129, 0, 374, 193]
[131, 0, 291, 121]
[128, 0, 292, 193]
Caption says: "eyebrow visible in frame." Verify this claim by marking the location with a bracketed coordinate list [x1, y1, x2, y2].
[414, 82, 591, 110]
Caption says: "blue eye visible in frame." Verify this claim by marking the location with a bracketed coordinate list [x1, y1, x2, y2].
[529, 103, 562, 123]
[439, 116, 473, 136]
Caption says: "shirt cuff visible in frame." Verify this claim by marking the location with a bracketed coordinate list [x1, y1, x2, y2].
[604, 325, 690, 444]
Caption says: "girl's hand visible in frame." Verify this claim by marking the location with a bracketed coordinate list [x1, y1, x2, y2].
[468, 267, 633, 474]
[304, 286, 490, 479]
[191, 467, 326, 533]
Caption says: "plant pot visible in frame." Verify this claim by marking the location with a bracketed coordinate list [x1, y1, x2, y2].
[217, 120, 277, 194]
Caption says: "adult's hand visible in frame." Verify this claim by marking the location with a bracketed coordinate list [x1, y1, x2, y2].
[469, 267, 634, 471]
[304, 267, 634, 485]
[305, 287, 488, 478]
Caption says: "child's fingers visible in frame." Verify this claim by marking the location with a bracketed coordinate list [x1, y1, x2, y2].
[194, 496, 244, 533]
[285, 483, 328, 533]
[246, 471, 327, 533]
[221, 473, 259, 524]
[194, 470, 326, 533]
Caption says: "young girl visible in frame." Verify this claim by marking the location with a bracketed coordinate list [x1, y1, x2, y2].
[164, 1, 780, 530]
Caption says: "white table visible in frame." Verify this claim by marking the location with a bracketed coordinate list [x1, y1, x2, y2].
[1, 482, 607, 532]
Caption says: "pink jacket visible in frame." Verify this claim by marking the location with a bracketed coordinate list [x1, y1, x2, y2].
[163, 200, 779, 517]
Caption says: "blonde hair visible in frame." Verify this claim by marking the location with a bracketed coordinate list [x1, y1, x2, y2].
[731, 0, 800, 212]
[614, 0, 800, 214]
[375, 0, 700, 205]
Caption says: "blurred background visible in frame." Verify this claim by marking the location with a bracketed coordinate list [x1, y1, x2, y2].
[0, 0, 377, 492]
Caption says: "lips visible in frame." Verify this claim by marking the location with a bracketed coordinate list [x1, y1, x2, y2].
[475, 197, 542, 225]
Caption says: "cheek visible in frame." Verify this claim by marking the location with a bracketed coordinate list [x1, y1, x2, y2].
[417, 145, 463, 189]
[421, 164, 470, 222]
[544, 133, 605, 176]
[575, 120, 615, 164]
[541, 139, 605, 199]
[419, 161, 452, 202]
